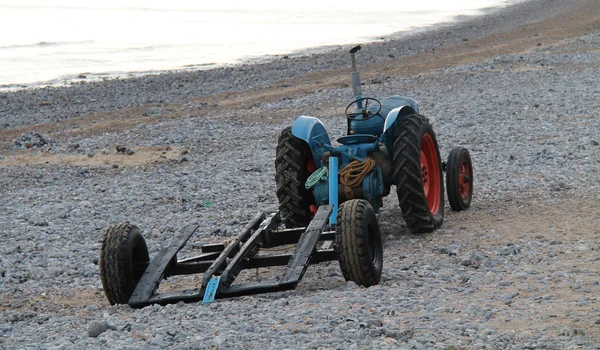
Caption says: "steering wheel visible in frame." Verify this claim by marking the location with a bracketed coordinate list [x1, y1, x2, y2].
[345, 98, 382, 121]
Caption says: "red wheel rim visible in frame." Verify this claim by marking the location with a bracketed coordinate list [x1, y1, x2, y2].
[420, 134, 441, 215]
[458, 158, 471, 200]
[307, 157, 318, 216]
[307, 157, 316, 173]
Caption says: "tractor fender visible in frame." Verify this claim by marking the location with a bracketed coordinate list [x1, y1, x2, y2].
[381, 99, 419, 150]
[382, 96, 419, 134]
[291, 116, 331, 165]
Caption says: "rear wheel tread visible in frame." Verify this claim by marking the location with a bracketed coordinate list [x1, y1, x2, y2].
[392, 114, 444, 233]
[275, 127, 316, 228]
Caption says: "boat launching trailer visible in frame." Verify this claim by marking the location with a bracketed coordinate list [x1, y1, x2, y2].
[99, 45, 473, 307]
[101, 205, 342, 307]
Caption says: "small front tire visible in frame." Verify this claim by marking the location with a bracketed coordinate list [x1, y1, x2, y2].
[335, 199, 383, 287]
[99, 223, 149, 305]
[446, 147, 473, 211]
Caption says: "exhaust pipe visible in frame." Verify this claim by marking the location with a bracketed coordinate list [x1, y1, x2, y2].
[349, 45, 363, 100]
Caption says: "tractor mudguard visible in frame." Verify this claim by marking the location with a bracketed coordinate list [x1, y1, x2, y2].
[291, 116, 332, 165]
[382, 96, 419, 132]
[381, 96, 419, 150]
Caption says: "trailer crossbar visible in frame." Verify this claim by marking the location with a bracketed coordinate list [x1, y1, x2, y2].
[128, 224, 200, 307]
[126, 205, 336, 307]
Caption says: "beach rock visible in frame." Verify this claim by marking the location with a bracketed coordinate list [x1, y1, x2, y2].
[87, 321, 115, 338]
[13, 133, 48, 149]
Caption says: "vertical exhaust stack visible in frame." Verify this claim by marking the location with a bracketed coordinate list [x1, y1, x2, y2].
[349, 45, 363, 100]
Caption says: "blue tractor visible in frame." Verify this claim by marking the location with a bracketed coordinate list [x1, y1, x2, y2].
[274, 45, 473, 286]
[98, 46, 473, 307]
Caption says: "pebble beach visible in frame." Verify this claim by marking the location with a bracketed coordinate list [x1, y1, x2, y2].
[1, 0, 600, 348]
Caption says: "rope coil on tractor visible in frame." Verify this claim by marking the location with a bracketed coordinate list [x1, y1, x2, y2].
[304, 157, 375, 198]
[305, 166, 329, 189]
[339, 157, 375, 199]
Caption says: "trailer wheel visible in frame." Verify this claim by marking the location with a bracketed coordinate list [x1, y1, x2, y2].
[275, 126, 317, 228]
[446, 147, 473, 211]
[336, 199, 382, 287]
[392, 114, 444, 233]
[99, 223, 149, 305]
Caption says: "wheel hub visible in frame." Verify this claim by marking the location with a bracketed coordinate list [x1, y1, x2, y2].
[458, 161, 471, 200]
[421, 158, 430, 195]
[420, 134, 441, 215]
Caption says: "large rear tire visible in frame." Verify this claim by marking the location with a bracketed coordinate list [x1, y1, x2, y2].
[275, 127, 316, 228]
[336, 199, 383, 287]
[446, 147, 473, 211]
[99, 223, 149, 305]
[392, 114, 444, 233]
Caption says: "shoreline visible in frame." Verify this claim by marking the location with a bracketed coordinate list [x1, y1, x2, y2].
[0, 0, 576, 129]
[0, 0, 538, 93]
[1, 0, 599, 140]
[0, 0, 526, 92]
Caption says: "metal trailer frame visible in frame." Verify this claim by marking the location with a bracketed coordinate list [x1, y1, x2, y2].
[127, 205, 335, 308]
[100, 45, 473, 308]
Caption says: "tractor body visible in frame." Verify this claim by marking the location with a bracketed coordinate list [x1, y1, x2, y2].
[291, 95, 419, 213]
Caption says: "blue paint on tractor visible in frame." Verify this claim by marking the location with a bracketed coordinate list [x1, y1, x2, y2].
[328, 156, 339, 225]
[290, 46, 420, 220]
[292, 97, 417, 215]
[291, 116, 331, 165]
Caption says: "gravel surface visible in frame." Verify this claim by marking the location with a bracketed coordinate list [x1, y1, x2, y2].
[1, 0, 600, 349]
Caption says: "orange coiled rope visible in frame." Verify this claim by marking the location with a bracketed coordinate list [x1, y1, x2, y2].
[338, 157, 375, 199]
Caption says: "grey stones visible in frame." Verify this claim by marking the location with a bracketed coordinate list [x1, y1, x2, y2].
[460, 251, 485, 269]
[499, 245, 521, 256]
[87, 321, 116, 338]
[345, 281, 360, 290]
[439, 244, 460, 256]
[12, 132, 48, 149]
[503, 292, 520, 305]
[6, 311, 38, 323]
[559, 327, 585, 337]
[365, 319, 383, 328]
[116, 145, 135, 155]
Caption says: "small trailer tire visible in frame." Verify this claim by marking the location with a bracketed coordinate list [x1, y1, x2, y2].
[336, 199, 382, 287]
[99, 223, 149, 305]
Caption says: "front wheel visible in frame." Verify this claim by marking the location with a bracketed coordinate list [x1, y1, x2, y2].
[392, 114, 444, 233]
[446, 147, 473, 211]
[335, 199, 383, 287]
[99, 223, 149, 305]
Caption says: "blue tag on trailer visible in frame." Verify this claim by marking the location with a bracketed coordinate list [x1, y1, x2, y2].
[202, 275, 221, 304]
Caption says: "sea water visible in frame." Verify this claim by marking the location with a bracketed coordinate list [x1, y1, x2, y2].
[0, 0, 523, 89]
